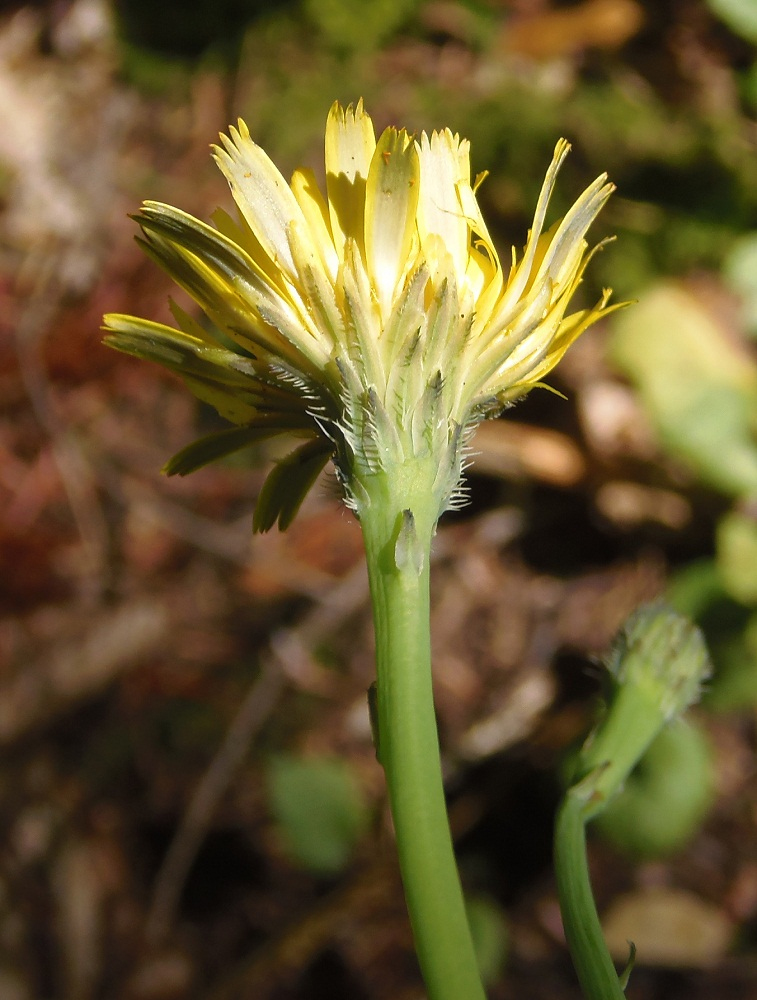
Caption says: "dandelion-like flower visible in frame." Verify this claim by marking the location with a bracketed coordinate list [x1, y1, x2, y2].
[104, 100, 617, 531]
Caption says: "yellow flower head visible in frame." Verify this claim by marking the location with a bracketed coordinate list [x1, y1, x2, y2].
[104, 101, 618, 530]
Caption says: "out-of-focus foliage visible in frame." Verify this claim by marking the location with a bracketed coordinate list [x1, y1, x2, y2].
[466, 895, 510, 987]
[723, 233, 757, 337]
[668, 559, 757, 711]
[610, 284, 757, 497]
[595, 722, 715, 858]
[717, 510, 757, 606]
[304, 0, 420, 51]
[706, 0, 757, 43]
[612, 287, 757, 711]
[266, 755, 370, 874]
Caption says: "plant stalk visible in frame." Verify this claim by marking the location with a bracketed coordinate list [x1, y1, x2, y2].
[554, 793, 626, 1000]
[554, 605, 711, 1000]
[359, 464, 486, 1000]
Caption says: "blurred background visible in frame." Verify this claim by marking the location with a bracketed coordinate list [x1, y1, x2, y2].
[1, 0, 757, 997]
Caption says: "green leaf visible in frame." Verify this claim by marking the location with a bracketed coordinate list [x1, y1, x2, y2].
[266, 755, 369, 875]
[163, 424, 304, 476]
[253, 439, 331, 532]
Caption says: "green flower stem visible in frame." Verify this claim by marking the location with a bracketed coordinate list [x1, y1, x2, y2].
[552, 655, 665, 1000]
[554, 792, 626, 1000]
[554, 605, 712, 1000]
[358, 459, 487, 1000]
[572, 679, 671, 824]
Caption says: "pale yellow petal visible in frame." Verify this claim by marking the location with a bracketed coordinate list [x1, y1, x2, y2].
[493, 139, 571, 322]
[520, 225, 559, 295]
[325, 100, 376, 260]
[416, 129, 469, 281]
[456, 137, 471, 188]
[210, 207, 286, 290]
[469, 278, 554, 389]
[457, 174, 503, 324]
[465, 244, 491, 304]
[471, 253, 504, 332]
[291, 168, 339, 281]
[489, 290, 617, 401]
[364, 127, 420, 319]
[213, 119, 306, 283]
[532, 174, 614, 289]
